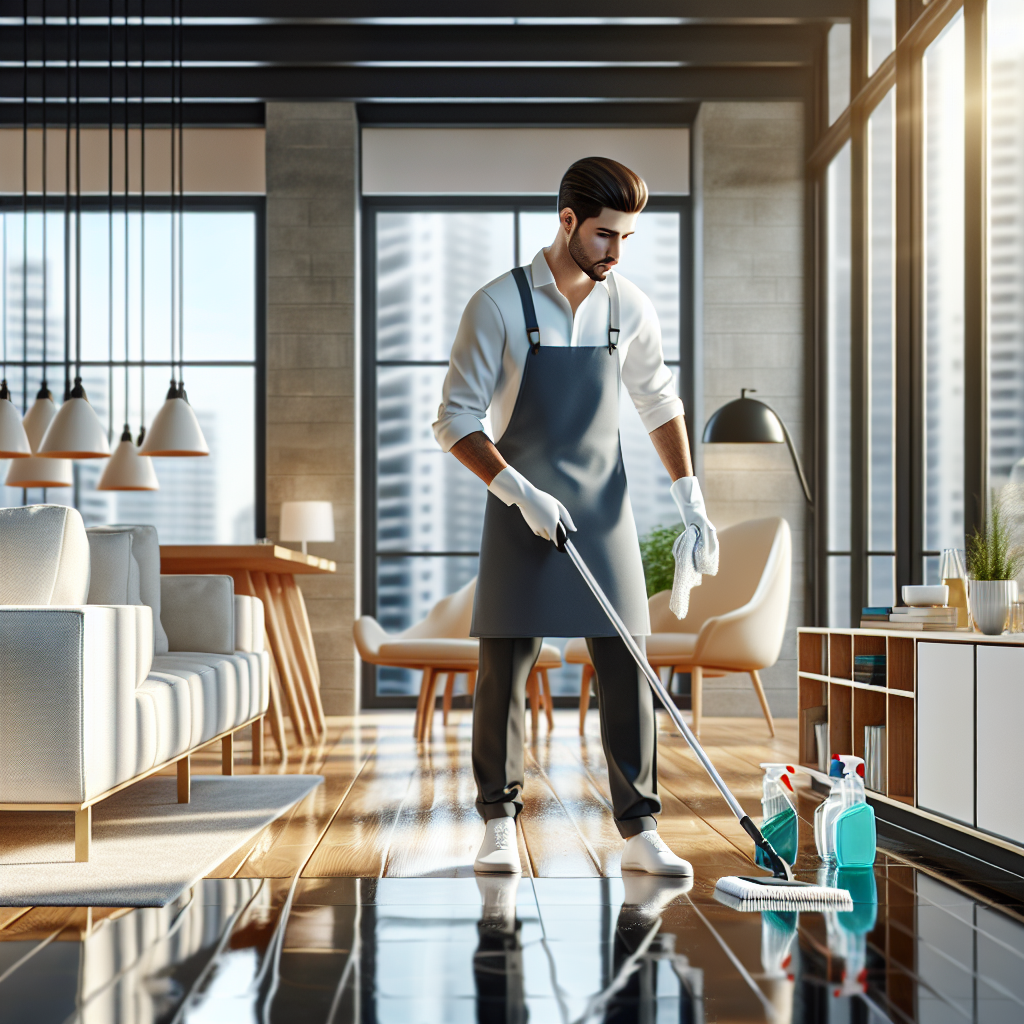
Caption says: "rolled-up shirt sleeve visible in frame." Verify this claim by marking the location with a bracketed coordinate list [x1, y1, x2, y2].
[433, 289, 506, 453]
[622, 295, 685, 432]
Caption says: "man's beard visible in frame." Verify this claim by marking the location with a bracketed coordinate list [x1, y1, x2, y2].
[568, 226, 613, 282]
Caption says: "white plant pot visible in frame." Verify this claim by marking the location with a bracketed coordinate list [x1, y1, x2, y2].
[969, 579, 1018, 635]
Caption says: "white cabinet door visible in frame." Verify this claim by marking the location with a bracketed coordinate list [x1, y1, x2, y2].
[918, 642, 975, 825]
[977, 646, 1024, 844]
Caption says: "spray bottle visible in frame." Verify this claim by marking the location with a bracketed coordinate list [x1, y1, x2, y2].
[756, 764, 798, 870]
[791, 761, 843, 861]
[831, 755, 876, 869]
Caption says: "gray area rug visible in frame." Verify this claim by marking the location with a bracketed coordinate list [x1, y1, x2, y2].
[0, 774, 323, 907]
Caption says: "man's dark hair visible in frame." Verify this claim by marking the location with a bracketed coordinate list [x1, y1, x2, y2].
[557, 156, 649, 224]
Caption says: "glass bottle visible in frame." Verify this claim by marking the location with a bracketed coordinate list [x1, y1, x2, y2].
[939, 547, 970, 629]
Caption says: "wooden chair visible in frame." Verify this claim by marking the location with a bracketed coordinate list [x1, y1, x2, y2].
[353, 577, 564, 741]
[566, 517, 792, 738]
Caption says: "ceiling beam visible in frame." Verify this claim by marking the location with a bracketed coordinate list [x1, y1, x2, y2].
[1, 64, 810, 103]
[0, 0, 855, 20]
[356, 101, 702, 126]
[3, 23, 820, 66]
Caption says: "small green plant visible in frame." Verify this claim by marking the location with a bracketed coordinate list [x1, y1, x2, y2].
[967, 490, 1024, 581]
[639, 522, 684, 598]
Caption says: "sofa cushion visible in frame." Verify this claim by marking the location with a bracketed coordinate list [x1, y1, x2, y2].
[152, 652, 252, 735]
[0, 504, 90, 605]
[161, 576, 235, 656]
[88, 525, 168, 655]
[86, 530, 142, 606]
[137, 675, 192, 764]
[150, 660, 221, 745]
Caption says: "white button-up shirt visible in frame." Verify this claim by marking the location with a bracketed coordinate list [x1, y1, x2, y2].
[433, 248, 684, 453]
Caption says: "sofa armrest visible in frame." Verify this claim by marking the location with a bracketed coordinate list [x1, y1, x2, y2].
[0, 605, 149, 803]
[160, 575, 235, 656]
[234, 595, 265, 653]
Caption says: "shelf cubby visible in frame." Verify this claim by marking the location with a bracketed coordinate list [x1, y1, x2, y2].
[829, 681, 853, 756]
[887, 694, 915, 804]
[799, 631, 826, 675]
[887, 636, 915, 692]
[853, 688, 887, 791]
[829, 632, 853, 680]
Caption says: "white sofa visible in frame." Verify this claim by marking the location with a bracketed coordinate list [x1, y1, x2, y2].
[0, 505, 270, 861]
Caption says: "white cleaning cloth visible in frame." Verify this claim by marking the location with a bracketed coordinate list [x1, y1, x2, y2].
[668, 477, 719, 620]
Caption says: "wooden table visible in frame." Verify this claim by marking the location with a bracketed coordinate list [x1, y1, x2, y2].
[160, 544, 337, 752]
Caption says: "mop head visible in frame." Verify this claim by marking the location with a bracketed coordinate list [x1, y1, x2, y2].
[714, 875, 854, 912]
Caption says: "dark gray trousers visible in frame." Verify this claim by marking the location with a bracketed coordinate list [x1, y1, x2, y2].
[471, 635, 660, 838]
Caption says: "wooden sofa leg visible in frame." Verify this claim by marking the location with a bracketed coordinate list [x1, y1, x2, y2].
[178, 754, 191, 803]
[75, 807, 91, 863]
[222, 733, 235, 776]
[749, 669, 775, 737]
[252, 717, 264, 766]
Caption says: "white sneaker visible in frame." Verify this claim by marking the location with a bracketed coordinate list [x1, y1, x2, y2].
[620, 830, 693, 876]
[474, 816, 522, 874]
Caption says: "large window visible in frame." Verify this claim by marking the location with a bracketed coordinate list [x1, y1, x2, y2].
[814, 0, 1004, 618]
[0, 201, 262, 542]
[363, 199, 688, 703]
[987, 0, 1024, 493]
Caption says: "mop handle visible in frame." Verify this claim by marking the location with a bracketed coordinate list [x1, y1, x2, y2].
[559, 533, 748, 825]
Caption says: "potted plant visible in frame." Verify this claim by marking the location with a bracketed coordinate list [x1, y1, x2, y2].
[966, 491, 1024, 635]
[639, 523, 683, 598]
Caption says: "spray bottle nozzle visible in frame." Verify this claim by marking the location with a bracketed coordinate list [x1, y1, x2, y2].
[831, 754, 865, 778]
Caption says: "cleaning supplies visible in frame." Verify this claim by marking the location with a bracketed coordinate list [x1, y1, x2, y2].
[756, 764, 799, 871]
[555, 525, 853, 913]
[823, 866, 878, 996]
[832, 756, 876, 869]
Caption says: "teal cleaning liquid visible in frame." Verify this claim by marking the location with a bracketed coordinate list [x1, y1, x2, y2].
[755, 805, 798, 870]
[834, 802, 877, 868]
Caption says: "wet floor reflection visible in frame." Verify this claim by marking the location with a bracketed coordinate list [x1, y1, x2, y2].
[2, 860, 1024, 1022]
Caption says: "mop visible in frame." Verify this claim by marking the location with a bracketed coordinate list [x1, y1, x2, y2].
[555, 525, 853, 912]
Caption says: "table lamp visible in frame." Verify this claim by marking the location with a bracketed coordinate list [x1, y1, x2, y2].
[279, 501, 335, 554]
[702, 388, 812, 505]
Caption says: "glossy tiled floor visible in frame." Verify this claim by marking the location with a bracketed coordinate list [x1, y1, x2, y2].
[2, 712, 1023, 1022]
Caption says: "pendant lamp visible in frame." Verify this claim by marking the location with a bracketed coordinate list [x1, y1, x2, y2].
[0, 382, 31, 458]
[98, 427, 159, 490]
[38, 10, 109, 462]
[6, 384, 73, 487]
[140, 4, 208, 459]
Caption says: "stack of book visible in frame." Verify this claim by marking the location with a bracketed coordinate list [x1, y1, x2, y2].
[860, 606, 958, 630]
[853, 654, 886, 685]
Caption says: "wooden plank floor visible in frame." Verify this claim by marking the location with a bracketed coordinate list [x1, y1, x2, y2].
[185, 709, 798, 881]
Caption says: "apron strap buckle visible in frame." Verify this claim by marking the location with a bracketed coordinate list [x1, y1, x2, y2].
[607, 327, 620, 355]
[527, 328, 541, 355]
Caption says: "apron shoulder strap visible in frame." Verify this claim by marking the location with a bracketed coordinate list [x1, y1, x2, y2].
[606, 273, 620, 354]
[511, 266, 541, 354]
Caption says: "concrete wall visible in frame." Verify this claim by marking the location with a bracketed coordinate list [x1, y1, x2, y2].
[265, 102, 359, 716]
[696, 101, 807, 718]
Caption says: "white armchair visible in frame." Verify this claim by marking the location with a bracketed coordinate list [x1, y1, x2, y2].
[0, 506, 270, 861]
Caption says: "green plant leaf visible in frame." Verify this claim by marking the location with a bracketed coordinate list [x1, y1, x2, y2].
[966, 488, 1024, 581]
[639, 522, 684, 598]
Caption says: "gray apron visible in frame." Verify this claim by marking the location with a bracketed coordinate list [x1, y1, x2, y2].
[471, 267, 650, 638]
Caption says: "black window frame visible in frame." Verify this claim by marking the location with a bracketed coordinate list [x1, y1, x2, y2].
[360, 193, 694, 709]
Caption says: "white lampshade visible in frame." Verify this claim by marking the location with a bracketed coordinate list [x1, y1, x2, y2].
[139, 382, 209, 457]
[97, 429, 160, 491]
[280, 501, 335, 554]
[23, 387, 58, 448]
[37, 379, 111, 459]
[0, 383, 31, 458]
[6, 454, 73, 487]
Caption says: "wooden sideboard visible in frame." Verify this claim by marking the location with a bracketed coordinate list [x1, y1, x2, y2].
[799, 626, 1024, 869]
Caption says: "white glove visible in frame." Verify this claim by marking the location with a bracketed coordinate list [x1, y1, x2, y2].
[489, 466, 576, 542]
[670, 476, 719, 571]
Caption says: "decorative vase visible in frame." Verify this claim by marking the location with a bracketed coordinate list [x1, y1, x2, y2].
[969, 579, 1018, 635]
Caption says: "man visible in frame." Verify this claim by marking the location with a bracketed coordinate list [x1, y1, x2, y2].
[433, 156, 715, 875]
